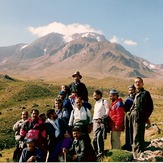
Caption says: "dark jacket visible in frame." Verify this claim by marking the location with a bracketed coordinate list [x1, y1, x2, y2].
[131, 88, 153, 123]
[69, 82, 88, 101]
[124, 94, 135, 112]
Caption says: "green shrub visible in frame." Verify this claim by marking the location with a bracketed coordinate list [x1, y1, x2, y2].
[104, 149, 133, 162]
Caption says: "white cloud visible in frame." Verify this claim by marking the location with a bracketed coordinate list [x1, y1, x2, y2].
[123, 40, 138, 46]
[109, 36, 119, 43]
[27, 22, 103, 42]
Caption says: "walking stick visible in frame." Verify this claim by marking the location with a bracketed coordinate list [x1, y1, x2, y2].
[45, 151, 49, 162]
[63, 149, 67, 162]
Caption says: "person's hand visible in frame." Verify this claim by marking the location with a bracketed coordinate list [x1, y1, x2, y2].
[126, 111, 130, 120]
[72, 154, 78, 160]
[63, 148, 68, 153]
[27, 156, 36, 162]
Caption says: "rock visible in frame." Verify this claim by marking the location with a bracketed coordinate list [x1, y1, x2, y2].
[137, 138, 163, 162]
[145, 123, 161, 139]
[0, 153, 2, 157]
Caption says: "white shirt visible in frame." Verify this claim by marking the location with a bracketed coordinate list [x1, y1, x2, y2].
[93, 98, 110, 120]
[68, 106, 92, 126]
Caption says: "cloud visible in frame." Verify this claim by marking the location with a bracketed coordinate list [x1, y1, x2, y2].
[27, 22, 103, 42]
[123, 40, 138, 46]
[109, 36, 119, 43]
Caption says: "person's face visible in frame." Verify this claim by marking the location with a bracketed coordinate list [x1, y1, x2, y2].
[73, 75, 80, 82]
[109, 94, 117, 102]
[134, 78, 144, 90]
[93, 92, 101, 101]
[49, 112, 57, 120]
[128, 88, 135, 95]
[75, 98, 83, 109]
[31, 111, 39, 121]
[61, 85, 66, 91]
[27, 142, 35, 151]
[21, 112, 28, 120]
[72, 131, 81, 140]
[58, 94, 65, 100]
[54, 101, 62, 109]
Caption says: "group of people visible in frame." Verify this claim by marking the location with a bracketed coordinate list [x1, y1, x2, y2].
[12, 71, 154, 162]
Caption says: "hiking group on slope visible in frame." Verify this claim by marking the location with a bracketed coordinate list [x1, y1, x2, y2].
[12, 71, 154, 162]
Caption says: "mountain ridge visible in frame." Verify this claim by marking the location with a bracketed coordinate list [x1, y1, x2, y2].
[0, 32, 162, 80]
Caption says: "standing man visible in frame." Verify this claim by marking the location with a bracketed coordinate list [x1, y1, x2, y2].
[108, 89, 124, 149]
[13, 111, 28, 162]
[122, 84, 136, 151]
[92, 90, 109, 157]
[69, 71, 88, 102]
[129, 77, 153, 159]
[68, 97, 92, 144]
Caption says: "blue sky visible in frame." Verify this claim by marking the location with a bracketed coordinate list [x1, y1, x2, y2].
[0, 0, 163, 64]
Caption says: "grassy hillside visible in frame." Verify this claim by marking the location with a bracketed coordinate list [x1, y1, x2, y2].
[0, 75, 163, 161]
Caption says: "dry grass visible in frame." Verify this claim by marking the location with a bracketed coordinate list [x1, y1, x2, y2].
[0, 75, 163, 162]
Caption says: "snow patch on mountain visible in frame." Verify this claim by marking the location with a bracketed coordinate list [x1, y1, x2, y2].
[20, 44, 28, 51]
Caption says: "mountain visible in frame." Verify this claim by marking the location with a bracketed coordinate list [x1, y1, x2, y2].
[0, 32, 162, 80]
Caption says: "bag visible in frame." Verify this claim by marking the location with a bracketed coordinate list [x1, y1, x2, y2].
[101, 115, 110, 133]
[27, 129, 39, 140]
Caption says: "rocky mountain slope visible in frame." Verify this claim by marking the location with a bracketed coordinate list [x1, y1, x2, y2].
[0, 32, 162, 80]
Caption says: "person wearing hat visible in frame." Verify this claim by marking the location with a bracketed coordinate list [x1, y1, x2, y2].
[122, 84, 136, 151]
[19, 138, 43, 162]
[57, 91, 73, 116]
[108, 89, 124, 149]
[68, 71, 88, 102]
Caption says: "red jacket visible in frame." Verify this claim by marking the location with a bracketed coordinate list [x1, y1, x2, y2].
[109, 98, 124, 131]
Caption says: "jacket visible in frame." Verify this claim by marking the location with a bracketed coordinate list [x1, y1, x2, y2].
[130, 88, 153, 123]
[109, 98, 124, 131]
[20, 118, 47, 148]
[69, 82, 88, 101]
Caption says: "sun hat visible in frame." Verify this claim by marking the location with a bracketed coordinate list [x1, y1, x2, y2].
[72, 71, 82, 79]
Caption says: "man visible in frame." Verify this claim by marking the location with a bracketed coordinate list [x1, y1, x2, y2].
[68, 97, 92, 144]
[20, 109, 47, 161]
[92, 90, 109, 157]
[58, 91, 73, 115]
[129, 77, 153, 159]
[63, 126, 85, 162]
[68, 71, 88, 102]
[108, 89, 124, 149]
[19, 138, 42, 162]
[45, 109, 72, 162]
[122, 84, 136, 151]
[13, 111, 28, 162]
[53, 98, 70, 124]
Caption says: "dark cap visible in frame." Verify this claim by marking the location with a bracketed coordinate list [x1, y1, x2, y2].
[59, 91, 66, 95]
[26, 138, 35, 143]
[128, 84, 136, 90]
[72, 126, 82, 132]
